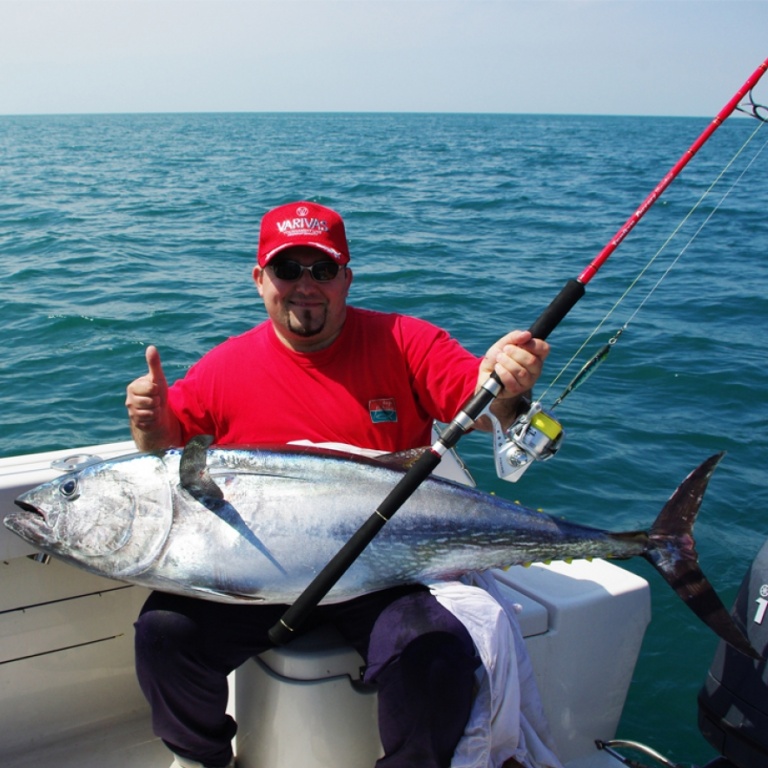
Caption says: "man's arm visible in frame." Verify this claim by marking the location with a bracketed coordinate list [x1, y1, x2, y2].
[125, 345, 182, 452]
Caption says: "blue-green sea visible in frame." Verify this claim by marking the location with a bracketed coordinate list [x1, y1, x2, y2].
[2, 112, 767, 765]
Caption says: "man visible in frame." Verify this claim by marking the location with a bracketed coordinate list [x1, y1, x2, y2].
[126, 201, 549, 768]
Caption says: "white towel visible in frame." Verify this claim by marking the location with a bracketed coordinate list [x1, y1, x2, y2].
[431, 575, 565, 768]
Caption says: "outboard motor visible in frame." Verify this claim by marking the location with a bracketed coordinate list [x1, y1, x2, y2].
[697, 537, 768, 768]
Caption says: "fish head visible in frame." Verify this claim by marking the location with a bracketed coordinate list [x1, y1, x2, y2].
[6, 452, 174, 580]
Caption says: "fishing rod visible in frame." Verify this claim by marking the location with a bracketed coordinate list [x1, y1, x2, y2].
[496, 100, 768, 480]
[268, 56, 768, 646]
[552, 112, 768, 411]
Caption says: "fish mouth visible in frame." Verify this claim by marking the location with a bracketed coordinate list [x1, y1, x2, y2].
[4, 500, 52, 543]
[13, 499, 49, 525]
[14, 499, 44, 516]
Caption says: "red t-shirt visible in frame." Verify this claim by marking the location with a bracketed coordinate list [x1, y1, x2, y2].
[168, 306, 481, 451]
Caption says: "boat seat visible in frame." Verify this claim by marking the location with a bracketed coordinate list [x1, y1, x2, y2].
[235, 624, 381, 768]
[255, 623, 369, 684]
[234, 580, 548, 768]
[234, 562, 649, 768]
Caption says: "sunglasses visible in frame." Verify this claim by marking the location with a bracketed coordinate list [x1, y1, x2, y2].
[268, 260, 341, 283]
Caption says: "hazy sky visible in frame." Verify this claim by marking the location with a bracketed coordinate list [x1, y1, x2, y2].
[1, 0, 766, 117]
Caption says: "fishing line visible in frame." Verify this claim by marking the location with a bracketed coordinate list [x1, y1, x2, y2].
[541, 117, 768, 410]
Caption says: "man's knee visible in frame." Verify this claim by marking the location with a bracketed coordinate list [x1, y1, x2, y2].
[365, 590, 476, 683]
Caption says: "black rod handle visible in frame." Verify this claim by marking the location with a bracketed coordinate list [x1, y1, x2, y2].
[528, 278, 585, 340]
[268, 277, 586, 645]
[268, 449, 441, 645]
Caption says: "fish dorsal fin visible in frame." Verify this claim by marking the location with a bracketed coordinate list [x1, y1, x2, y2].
[374, 447, 430, 471]
[180, 435, 224, 502]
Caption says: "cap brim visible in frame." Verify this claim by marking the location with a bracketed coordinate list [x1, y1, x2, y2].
[261, 242, 347, 266]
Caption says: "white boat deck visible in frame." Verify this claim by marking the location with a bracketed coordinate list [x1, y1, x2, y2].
[4, 713, 166, 768]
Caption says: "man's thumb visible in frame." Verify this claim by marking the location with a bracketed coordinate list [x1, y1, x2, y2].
[145, 345, 167, 387]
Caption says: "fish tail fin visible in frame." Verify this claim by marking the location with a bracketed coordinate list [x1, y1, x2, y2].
[644, 452, 761, 660]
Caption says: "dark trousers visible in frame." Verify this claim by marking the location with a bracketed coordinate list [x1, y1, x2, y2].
[134, 585, 479, 768]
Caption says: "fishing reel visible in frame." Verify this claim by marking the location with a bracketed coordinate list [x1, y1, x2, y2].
[488, 400, 564, 482]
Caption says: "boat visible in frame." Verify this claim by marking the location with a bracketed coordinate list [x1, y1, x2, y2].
[1, 440, 765, 768]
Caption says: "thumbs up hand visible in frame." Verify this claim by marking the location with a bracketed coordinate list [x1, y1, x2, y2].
[125, 345, 180, 450]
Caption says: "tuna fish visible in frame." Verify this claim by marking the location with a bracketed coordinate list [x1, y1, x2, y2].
[4, 436, 760, 658]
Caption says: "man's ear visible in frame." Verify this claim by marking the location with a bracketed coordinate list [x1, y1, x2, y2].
[253, 265, 265, 297]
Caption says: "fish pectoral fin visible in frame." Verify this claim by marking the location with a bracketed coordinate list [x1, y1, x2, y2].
[180, 435, 225, 502]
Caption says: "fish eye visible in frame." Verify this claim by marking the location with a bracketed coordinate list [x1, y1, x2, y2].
[59, 478, 80, 500]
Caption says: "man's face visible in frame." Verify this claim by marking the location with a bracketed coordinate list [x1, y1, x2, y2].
[254, 246, 353, 352]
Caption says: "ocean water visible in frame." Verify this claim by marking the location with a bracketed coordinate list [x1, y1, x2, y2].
[2, 111, 767, 765]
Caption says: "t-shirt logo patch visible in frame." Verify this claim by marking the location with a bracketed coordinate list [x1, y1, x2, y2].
[369, 398, 398, 424]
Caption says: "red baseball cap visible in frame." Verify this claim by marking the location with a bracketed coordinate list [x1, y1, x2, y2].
[257, 201, 350, 267]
